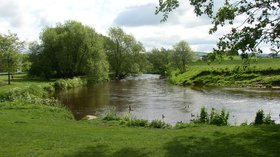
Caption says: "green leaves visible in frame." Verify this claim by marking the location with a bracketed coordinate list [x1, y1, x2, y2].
[105, 27, 146, 79]
[29, 20, 109, 82]
[172, 41, 196, 73]
[157, 0, 280, 59]
[0, 32, 24, 84]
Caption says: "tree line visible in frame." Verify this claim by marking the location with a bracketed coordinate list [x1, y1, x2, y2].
[0, 20, 196, 84]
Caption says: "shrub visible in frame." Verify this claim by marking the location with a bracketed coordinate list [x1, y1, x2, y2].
[43, 84, 55, 95]
[194, 107, 229, 126]
[254, 110, 275, 125]
[2, 85, 50, 101]
[53, 77, 86, 90]
[149, 119, 171, 129]
[254, 110, 265, 125]
[199, 107, 208, 123]
[263, 114, 275, 125]
[209, 108, 229, 126]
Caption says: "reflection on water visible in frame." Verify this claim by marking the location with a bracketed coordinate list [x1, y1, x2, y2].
[56, 74, 280, 125]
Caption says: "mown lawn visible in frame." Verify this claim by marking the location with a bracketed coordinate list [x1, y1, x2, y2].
[0, 101, 280, 157]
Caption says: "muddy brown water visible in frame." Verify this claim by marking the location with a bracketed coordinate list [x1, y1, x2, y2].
[56, 74, 280, 125]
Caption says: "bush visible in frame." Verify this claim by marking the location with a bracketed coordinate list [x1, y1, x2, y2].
[199, 107, 208, 123]
[255, 110, 265, 125]
[263, 114, 275, 125]
[2, 85, 50, 101]
[43, 84, 55, 95]
[53, 77, 86, 90]
[209, 108, 229, 126]
[254, 110, 275, 125]
[194, 107, 229, 126]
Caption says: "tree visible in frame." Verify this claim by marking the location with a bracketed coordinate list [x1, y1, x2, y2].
[171, 41, 195, 72]
[105, 27, 145, 79]
[0, 32, 23, 85]
[156, 0, 280, 58]
[147, 48, 170, 75]
[29, 21, 109, 82]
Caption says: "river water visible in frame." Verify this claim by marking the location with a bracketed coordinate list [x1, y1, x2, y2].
[56, 74, 280, 125]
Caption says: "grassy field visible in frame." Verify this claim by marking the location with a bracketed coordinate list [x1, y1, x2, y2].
[1, 67, 280, 156]
[0, 101, 280, 157]
[170, 58, 280, 87]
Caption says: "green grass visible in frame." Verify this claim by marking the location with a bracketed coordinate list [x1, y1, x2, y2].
[0, 73, 54, 96]
[170, 58, 280, 87]
[1, 66, 280, 156]
[0, 101, 280, 157]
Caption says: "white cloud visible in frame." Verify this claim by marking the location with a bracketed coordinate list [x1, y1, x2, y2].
[0, 0, 252, 53]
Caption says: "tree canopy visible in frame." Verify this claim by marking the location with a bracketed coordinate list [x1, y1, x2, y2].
[156, 0, 280, 58]
[29, 21, 109, 82]
[0, 32, 23, 84]
[104, 27, 146, 79]
[172, 41, 195, 72]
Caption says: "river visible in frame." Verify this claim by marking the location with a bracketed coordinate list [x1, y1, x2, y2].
[56, 74, 280, 125]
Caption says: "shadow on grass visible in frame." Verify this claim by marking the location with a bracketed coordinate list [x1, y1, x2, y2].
[164, 125, 280, 157]
[64, 144, 150, 157]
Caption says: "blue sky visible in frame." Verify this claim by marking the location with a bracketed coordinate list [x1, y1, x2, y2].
[0, 0, 271, 52]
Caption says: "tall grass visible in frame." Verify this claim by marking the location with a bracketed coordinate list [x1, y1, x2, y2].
[102, 113, 171, 129]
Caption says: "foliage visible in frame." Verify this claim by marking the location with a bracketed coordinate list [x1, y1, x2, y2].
[103, 113, 171, 129]
[254, 109, 275, 125]
[149, 119, 171, 129]
[199, 107, 208, 123]
[209, 108, 230, 126]
[125, 118, 149, 127]
[53, 77, 86, 90]
[156, 0, 280, 58]
[104, 27, 146, 79]
[1, 85, 49, 101]
[0, 32, 24, 84]
[29, 20, 109, 82]
[194, 107, 229, 126]
[171, 41, 196, 73]
[147, 48, 171, 75]
[103, 112, 120, 121]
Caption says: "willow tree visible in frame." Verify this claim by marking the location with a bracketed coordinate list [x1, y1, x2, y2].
[156, 0, 280, 58]
[0, 32, 23, 85]
[29, 21, 109, 82]
[105, 27, 145, 79]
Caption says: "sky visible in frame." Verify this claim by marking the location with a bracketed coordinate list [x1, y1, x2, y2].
[0, 0, 267, 52]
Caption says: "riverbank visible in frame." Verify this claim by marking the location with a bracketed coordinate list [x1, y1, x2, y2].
[1, 73, 280, 156]
[1, 100, 280, 157]
[170, 58, 280, 88]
